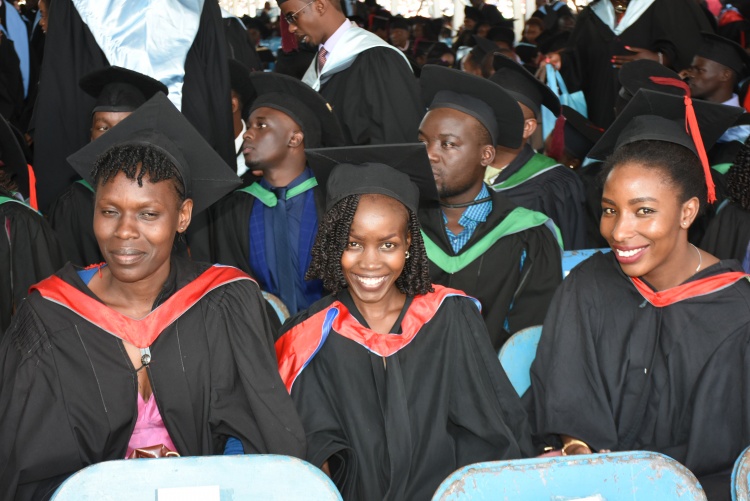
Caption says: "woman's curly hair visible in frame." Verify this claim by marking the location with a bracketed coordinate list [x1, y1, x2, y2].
[305, 194, 433, 296]
[728, 136, 750, 211]
[91, 144, 186, 204]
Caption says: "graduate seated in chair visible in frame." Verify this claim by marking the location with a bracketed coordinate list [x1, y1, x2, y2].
[0, 93, 305, 501]
[48, 66, 168, 267]
[486, 55, 588, 250]
[211, 71, 344, 316]
[529, 89, 750, 501]
[275, 145, 535, 501]
[417, 65, 563, 350]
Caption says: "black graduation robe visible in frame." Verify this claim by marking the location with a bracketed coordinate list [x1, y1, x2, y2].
[0, 257, 306, 500]
[560, 0, 710, 128]
[47, 181, 101, 268]
[318, 47, 423, 146]
[419, 190, 563, 350]
[576, 160, 609, 248]
[0, 192, 65, 333]
[700, 202, 750, 266]
[490, 145, 588, 250]
[529, 252, 750, 500]
[276, 287, 535, 501]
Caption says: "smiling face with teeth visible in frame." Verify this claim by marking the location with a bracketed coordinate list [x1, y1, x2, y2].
[600, 161, 701, 290]
[341, 194, 412, 313]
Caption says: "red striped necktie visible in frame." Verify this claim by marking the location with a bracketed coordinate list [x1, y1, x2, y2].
[318, 47, 328, 71]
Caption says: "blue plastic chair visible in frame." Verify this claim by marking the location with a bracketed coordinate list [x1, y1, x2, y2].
[51, 455, 342, 500]
[431, 451, 707, 501]
[262, 290, 290, 323]
[562, 247, 611, 278]
[732, 445, 750, 500]
[498, 325, 542, 397]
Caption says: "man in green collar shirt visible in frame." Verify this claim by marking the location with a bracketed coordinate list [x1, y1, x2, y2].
[211, 71, 344, 315]
[417, 65, 563, 350]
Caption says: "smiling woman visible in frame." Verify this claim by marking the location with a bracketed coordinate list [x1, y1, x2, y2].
[528, 89, 750, 500]
[275, 145, 535, 501]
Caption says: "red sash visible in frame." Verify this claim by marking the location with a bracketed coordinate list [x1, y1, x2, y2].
[630, 272, 749, 307]
[31, 265, 254, 348]
[275, 285, 479, 393]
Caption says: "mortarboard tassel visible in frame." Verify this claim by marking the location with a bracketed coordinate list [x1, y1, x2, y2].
[649, 76, 716, 203]
[26, 164, 37, 211]
[546, 112, 566, 163]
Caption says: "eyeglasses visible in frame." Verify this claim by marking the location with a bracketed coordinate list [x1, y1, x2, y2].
[284, 0, 315, 25]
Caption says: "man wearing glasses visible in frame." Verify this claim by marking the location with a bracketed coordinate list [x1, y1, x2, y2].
[278, 0, 422, 146]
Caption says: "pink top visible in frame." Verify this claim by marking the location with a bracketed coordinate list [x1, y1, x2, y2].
[125, 392, 177, 458]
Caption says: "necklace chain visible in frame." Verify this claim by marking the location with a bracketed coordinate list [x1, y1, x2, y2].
[690, 243, 702, 273]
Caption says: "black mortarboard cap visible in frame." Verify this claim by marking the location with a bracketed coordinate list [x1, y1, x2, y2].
[228, 59, 256, 109]
[491, 53, 561, 117]
[305, 143, 439, 213]
[561, 105, 604, 159]
[618, 59, 683, 100]
[536, 30, 569, 55]
[464, 6, 484, 22]
[589, 88, 743, 161]
[695, 32, 750, 76]
[420, 64, 524, 148]
[67, 93, 240, 215]
[487, 26, 515, 46]
[247, 71, 345, 148]
[391, 16, 410, 31]
[79, 66, 168, 114]
[470, 35, 499, 62]
[0, 115, 31, 199]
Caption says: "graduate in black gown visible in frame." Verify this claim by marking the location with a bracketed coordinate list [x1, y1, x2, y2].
[416, 66, 563, 350]
[701, 136, 750, 267]
[48, 66, 168, 267]
[0, 116, 64, 333]
[529, 89, 750, 501]
[487, 55, 588, 250]
[0, 93, 305, 500]
[276, 149, 534, 500]
[211, 71, 344, 315]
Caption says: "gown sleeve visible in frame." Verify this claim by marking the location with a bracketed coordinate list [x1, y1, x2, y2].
[205, 279, 306, 458]
[528, 261, 619, 450]
[506, 224, 563, 333]
[448, 297, 537, 460]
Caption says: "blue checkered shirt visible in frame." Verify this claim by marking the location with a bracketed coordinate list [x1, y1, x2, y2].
[443, 184, 492, 253]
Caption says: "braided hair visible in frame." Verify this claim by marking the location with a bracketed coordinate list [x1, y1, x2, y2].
[306, 194, 433, 296]
[728, 137, 750, 211]
[91, 144, 186, 205]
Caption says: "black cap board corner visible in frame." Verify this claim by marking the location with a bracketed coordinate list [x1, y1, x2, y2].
[79, 66, 168, 114]
[420, 64, 524, 148]
[695, 32, 750, 76]
[66, 92, 240, 215]
[618, 59, 683, 99]
[491, 53, 561, 117]
[305, 143, 439, 213]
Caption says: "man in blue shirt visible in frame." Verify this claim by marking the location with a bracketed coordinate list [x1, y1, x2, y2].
[212, 71, 344, 315]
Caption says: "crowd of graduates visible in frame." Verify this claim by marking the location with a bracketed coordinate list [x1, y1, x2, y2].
[1, 0, 750, 499]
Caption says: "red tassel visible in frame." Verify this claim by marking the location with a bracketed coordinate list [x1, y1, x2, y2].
[546, 113, 566, 163]
[280, 16, 298, 53]
[26, 164, 38, 211]
[648, 76, 716, 203]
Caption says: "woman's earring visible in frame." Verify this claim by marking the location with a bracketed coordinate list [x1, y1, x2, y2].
[405, 251, 410, 259]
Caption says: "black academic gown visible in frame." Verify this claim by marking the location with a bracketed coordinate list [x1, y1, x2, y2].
[0, 193, 65, 333]
[560, 0, 710, 128]
[700, 202, 750, 266]
[529, 252, 750, 500]
[419, 190, 562, 350]
[277, 288, 535, 501]
[576, 161, 608, 248]
[0, 258, 306, 500]
[47, 182, 101, 268]
[491, 145, 588, 250]
[318, 47, 423, 145]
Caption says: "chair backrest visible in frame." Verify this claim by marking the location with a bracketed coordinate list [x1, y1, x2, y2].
[498, 325, 543, 397]
[733, 445, 750, 500]
[262, 290, 291, 323]
[432, 451, 707, 501]
[51, 455, 342, 501]
[562, 248, 610, 278]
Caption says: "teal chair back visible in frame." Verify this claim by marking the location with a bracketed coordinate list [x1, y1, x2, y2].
[432, 451, 707, 500]
[733, 445, 750, 500]
[562, 248, 610, 278]
[51, 455, 342, 501]
[262, 290, 291, 323]
[498, 325, 542, 397]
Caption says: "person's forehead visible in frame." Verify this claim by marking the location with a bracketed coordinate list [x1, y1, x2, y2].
[422, 107, 479, 133]
[250, 106, 300, 127]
